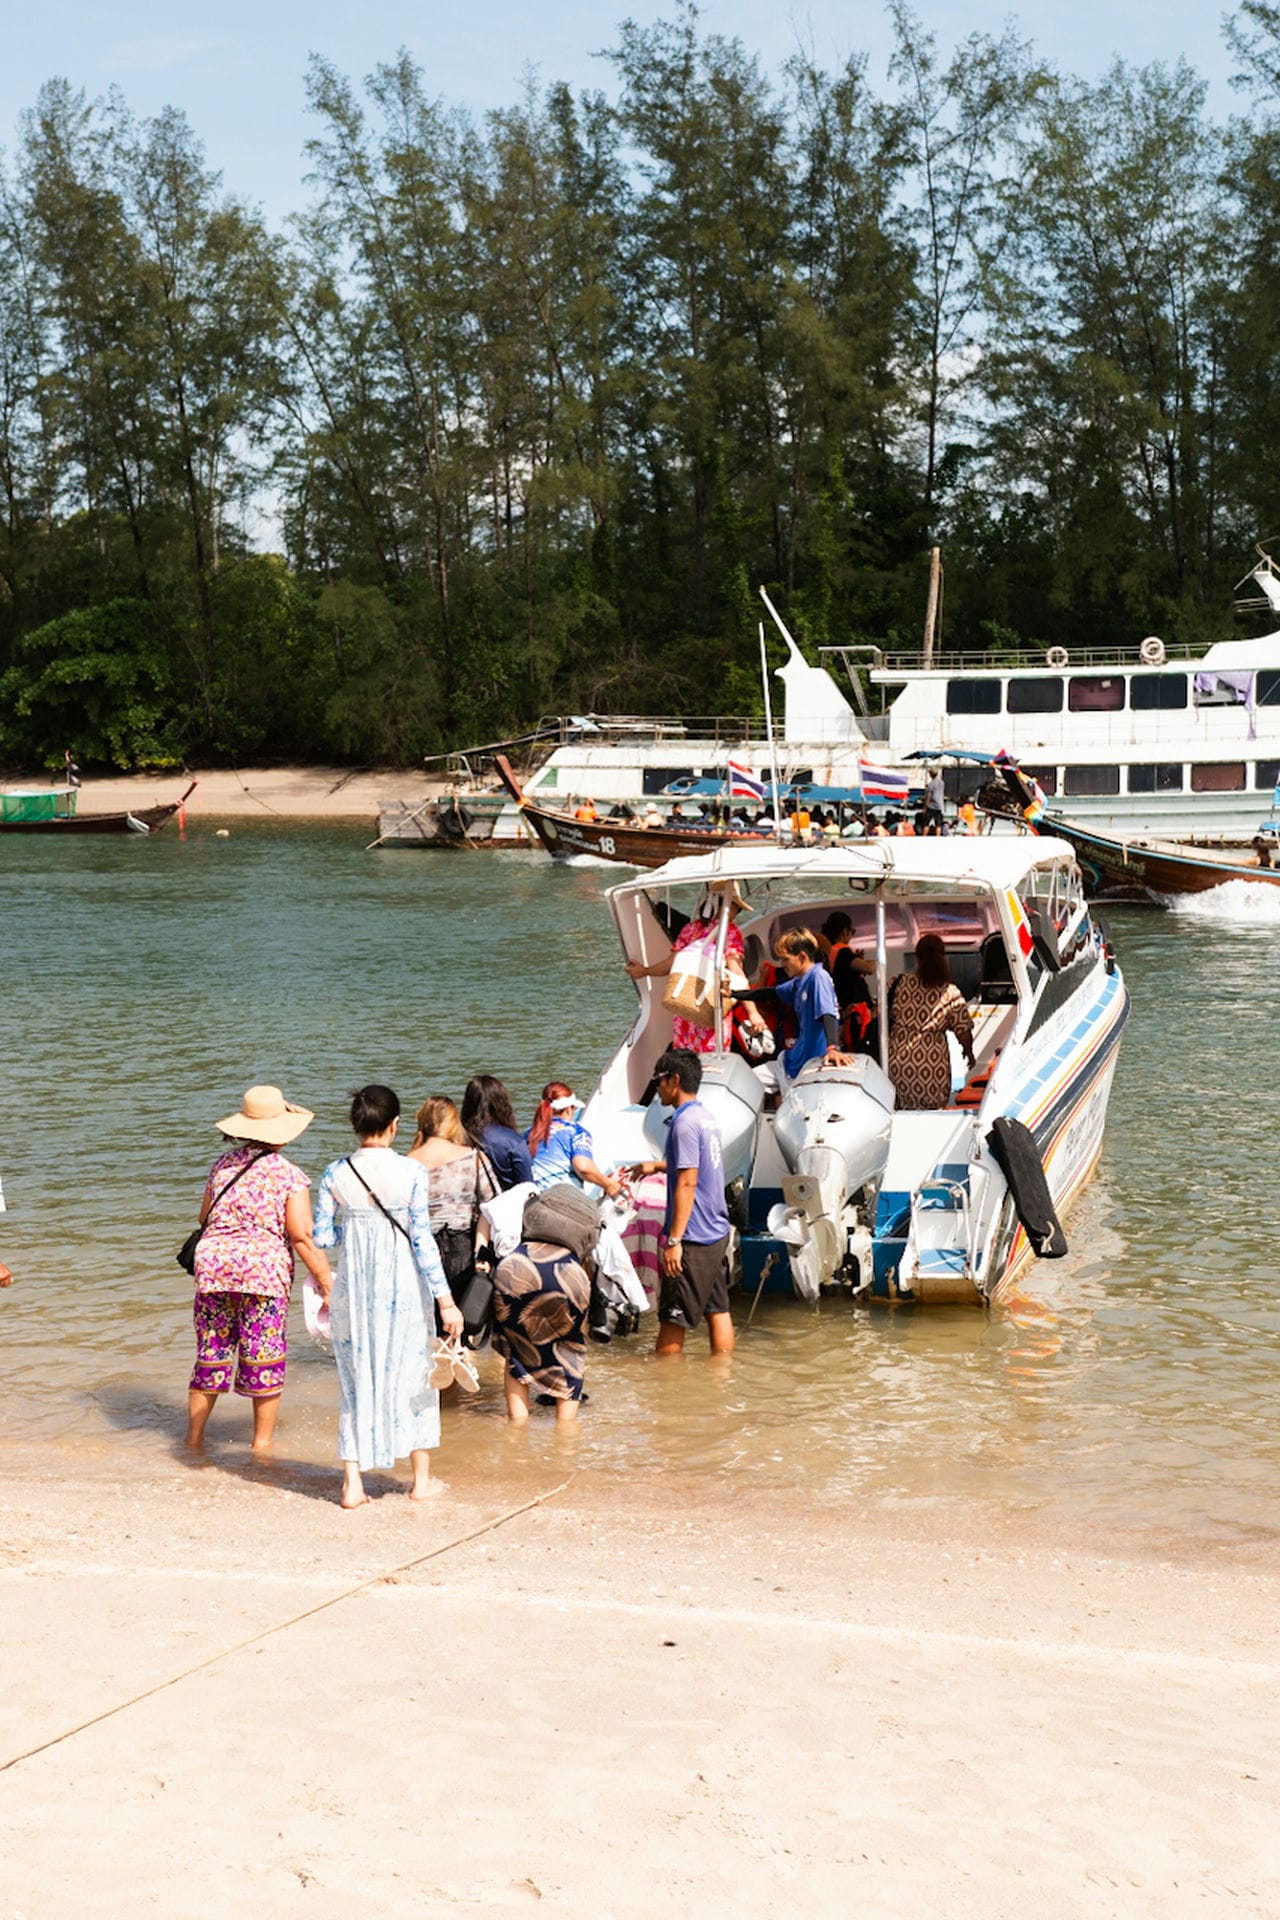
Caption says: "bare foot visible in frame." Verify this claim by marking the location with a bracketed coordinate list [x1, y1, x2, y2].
[409, 1478, 447, 1501]
[340, 1490, 370, 1510]
[249, 1440, 274, 1456]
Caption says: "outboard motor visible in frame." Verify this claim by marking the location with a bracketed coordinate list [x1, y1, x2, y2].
[641, 1052, 764, 1189]
[770, 1058, 895, 1299]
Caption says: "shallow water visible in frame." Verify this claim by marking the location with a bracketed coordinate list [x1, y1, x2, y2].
[1, 820, 1277, 1550]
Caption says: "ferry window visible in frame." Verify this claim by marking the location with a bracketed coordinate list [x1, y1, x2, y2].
[946, 678, 1001, 715]
[1130, 674, 1187, 710]
[1257, 670, 1280, 706]
[1063, 765, 1121, 795]
[1254, 760, 1280, 790]
[1190, 762, 1246, 792]
[1024, 765, 1057, 795]
[1006, 677, 1064, 713]
[1067, 676, 1124, 712]
[1127, 763, 1183, 793]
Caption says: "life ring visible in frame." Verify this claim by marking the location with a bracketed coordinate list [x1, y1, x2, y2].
[1045, 646, 1070, 669]
[1139, 635, 1166, 666]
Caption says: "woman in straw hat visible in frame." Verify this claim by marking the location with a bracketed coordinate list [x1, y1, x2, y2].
[186, 1085, 331, 1453]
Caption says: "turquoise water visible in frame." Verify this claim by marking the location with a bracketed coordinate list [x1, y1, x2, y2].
[2, 822, 1278, 1549]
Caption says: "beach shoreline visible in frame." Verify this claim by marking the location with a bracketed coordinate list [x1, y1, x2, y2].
[1, 1446, 1276, 1916]
[63, 764, 448, 822]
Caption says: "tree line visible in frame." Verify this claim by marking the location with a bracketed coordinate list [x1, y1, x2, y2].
[1, 1, 1279, 769]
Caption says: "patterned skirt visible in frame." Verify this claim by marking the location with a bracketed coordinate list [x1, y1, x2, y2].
[493, 1239, 592, 1402]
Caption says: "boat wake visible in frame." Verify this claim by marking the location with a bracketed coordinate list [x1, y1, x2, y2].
[1171, 880, 1280, 924]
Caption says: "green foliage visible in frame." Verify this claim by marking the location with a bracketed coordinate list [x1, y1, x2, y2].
[0, 15, 1273, 769]
[0, 600, 176, 767]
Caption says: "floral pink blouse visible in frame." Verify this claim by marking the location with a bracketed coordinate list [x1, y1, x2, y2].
[671, 918, 746, 1054]
[192, 1144, 310, 1299]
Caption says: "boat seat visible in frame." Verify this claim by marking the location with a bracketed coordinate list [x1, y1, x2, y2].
[954, 1047, 1002, 1109]
[977, 932, 1018, 1004]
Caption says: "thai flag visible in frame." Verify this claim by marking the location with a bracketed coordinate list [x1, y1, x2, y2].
[859, 759, 910, 803]
[727, 758, 766, 802]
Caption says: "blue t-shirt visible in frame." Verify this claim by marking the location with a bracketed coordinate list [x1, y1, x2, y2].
[664, 1099, 729, 1245]
[529, 1116, 593, 1191]
[481, 1123, 534, 1191]
[776, 963, 839, 1078]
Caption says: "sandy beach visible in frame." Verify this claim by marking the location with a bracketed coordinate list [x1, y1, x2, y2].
[1, 1449, 1276, 1918]
[63, 764, 438, 822]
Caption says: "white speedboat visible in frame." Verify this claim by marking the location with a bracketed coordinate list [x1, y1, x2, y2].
[583, 836, 1129, 1305]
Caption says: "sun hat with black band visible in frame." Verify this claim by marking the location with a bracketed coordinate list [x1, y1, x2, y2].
[216, 1084, 314, 1146]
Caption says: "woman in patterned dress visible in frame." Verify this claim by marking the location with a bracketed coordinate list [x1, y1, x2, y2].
[493, 1185, 598, 1425]
[888, 935, 976, 1111]
[186, 1085, 332, 1454]
[313, 1085, 464, 1509]
[623, 885, 755, 1054]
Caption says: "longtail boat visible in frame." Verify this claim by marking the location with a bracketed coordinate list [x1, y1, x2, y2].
[989, 762, 1280, 898]
[492, 754, 780, 867]
[0, 780, 197, 836]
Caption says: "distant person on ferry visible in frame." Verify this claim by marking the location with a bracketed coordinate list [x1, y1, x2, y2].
[574, 797, 598, 822]
[923, 766, 945, 830]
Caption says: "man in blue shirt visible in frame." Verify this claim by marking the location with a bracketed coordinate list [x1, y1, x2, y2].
[739, 927, 854, 1100]
[627, 1048, 734, 1357]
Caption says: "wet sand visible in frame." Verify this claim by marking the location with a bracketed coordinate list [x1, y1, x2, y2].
[1, 1452, 1276, 1918]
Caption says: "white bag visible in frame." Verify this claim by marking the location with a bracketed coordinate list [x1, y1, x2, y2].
[661, 935, 720, 1028]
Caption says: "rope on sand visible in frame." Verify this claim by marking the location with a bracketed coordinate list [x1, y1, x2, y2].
[0, 1476, 574, 1777]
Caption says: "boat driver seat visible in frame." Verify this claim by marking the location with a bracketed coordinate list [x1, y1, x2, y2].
[978, 932, 1018, 1004]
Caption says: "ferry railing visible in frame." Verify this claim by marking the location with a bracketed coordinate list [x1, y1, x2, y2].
[823, 643, 1211, 677]
[533, 713, 788, 749]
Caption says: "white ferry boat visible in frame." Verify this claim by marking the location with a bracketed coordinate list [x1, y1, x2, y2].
[477, 559, 1280, 839]
[583, 835, 1128, 1305]
[832, 557, 1280, 835]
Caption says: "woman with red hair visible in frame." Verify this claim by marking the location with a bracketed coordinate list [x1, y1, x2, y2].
[526, 1083, 622, 1197]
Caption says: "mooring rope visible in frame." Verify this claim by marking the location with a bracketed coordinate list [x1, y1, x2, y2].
[0, 1476, 573, 1776]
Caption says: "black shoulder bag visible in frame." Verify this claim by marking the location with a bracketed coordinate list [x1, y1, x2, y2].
[177, 1148, 271, 1274]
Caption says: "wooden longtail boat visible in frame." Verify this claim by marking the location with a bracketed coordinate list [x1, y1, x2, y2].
[0, 780, 197, 836]
[990, 763, 1280, 898]
[492, 754, 779, 867]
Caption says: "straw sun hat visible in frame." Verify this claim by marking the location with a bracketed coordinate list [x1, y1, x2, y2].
[216, 1084, 314, 1146]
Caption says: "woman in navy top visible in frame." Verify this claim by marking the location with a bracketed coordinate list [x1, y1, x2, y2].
[461, 1075, 533, 1190]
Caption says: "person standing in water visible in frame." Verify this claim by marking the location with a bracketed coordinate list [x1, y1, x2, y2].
[628, 1049, 735, 1358]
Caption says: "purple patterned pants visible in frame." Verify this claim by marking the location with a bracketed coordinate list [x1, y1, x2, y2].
[191, 1291, 288, 1396]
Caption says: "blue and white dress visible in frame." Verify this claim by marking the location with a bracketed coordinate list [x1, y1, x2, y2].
[313, 1147, 449, 1469]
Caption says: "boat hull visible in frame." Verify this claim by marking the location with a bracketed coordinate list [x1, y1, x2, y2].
[0, 783, 195, 836]
[374, 797, 505, 849]
[492, 753, 779, 867]
[1037, 814, 1280, 898]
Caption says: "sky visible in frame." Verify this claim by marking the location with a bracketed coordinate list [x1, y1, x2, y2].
[0, 0, 1245, 224]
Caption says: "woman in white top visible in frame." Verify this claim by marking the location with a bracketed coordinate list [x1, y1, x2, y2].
[313, 1084, 463, 1509]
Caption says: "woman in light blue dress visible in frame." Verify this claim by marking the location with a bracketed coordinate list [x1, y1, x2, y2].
[313, 1085, 464, 1508]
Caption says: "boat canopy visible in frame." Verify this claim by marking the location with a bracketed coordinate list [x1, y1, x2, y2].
[606, 834, 1078, 903]
[0, 786, 77, 823]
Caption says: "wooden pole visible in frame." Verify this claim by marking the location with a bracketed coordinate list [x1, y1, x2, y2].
[923, 546, 942, 668]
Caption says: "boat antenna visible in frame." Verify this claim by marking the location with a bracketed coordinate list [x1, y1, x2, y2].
[758, 620, 784, 841]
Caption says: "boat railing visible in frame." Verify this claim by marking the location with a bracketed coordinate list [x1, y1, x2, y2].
[534, 713, 785, 749]
[843, 643, 1211, 678]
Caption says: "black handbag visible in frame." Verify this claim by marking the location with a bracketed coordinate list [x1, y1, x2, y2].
[434, 1152, 497, 1348]
[178, 1148, 270, 1274]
